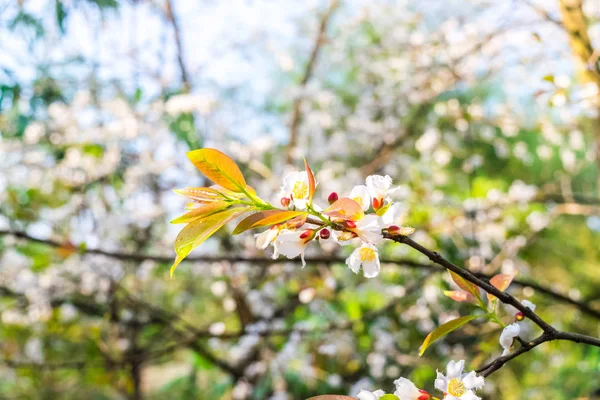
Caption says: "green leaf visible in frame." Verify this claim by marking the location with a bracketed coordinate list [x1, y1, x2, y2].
[380, 395, 400, 400]
[232, 210, 306, 234]
[419, 315, 478, 356]
[186, 148, 247, 192]
[170, 206, 251, 277]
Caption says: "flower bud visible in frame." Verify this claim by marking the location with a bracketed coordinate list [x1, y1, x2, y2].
[372, 197, 382, 211]
[417, 390, 431, 400]
[336, 231, 358, 242]
[299, 229, 316, 243]
[327, 192, 339, 205]
[344, 220, 357, 229]
[387, 225, 401, 235]
[319, 229, 331, 240]
[281, 197, 291, 208]
[515, 311, 524, 321]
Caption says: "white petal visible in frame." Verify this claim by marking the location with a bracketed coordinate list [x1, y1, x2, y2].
[293, 198, 309, 210]
[276, 241, 303, 259]
[362, 256, 380, 278]
[357, 389, 384, 400]
[366, 175, 393, 194]
[255, 228, 279, 250]
[434, 371, 448, 392]
[356, 229, 384, 244]
[460, 390, 481, 400]
[446, 360, 465, 379]
[381, 203, 403, 226]
[350, 185, 371, 211]
[444, 396, 460, 400]
[462, 371, 485, 390]
[345, 249, 362, 274]
[522, 299, 536, 312]
[499, 323, 520, 355]
[275, 231, 305, 260]
[393, 377, 421, 399]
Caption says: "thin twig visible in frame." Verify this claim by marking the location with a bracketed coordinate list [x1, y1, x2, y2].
[286, 0, 338, 164]
[1, 229, 599, 320]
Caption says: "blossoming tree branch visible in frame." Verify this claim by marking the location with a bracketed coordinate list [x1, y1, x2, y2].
[170, 148, 600, 400]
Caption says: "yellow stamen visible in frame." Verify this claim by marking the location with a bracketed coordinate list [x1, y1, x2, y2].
[292, 181, 308, 199]
[359, 247, 376, 262]
[447, 379, 466, 397]
[352, 196, 364, 208]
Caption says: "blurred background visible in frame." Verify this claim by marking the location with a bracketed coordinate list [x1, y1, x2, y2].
[1, 0, 600, 399]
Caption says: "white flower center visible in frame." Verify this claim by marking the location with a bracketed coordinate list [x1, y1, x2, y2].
[292, 181, 308, 199]
[359, 247, 376, 262]
[447, 378, 466, 397]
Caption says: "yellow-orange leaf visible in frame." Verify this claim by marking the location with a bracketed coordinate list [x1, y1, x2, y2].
[419, 315, 478, 356]
[232, 210, 306, 234]
[186, 148, 247, 192]
[323, 197, 364, 221]
[174, 187, 225, 202]
[171, 201, 230, 224]
[170, 207, 251, 277]
[304, 158, 316, 205]
[449, 270, 481, 302]
[487, 272, 516, 302]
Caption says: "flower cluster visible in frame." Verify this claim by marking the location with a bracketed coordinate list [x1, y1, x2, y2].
[358, 360, 485, 400]
[259, 168, 411, 277]
[170, 148, 413, 278]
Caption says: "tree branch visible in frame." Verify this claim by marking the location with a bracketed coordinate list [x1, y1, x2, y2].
[2, 229, 599, 320]
[383, 233, 600, 376]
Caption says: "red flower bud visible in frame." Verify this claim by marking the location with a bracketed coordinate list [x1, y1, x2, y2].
[344, 220, 357, 229]
[515, 311, 524, 321]
[299, 229, 316, 243]
[281, 197, 291, 208]
[327, 192, 339, 205]
[417, 390, 431, 400]
[319, 229, 331, 240]
[387, 225, 401, 235]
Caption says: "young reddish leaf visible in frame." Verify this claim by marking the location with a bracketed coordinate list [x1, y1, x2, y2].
[170, 201, 230, 224]
[286, 213, 308, 229]
[419, 315, 478, 356]
[487, 272, 517, 302]
[174, 187, 225, 203]
[232, 210, 306, 234]
[322, 197, 365, 221]
[443, 290, 476, 304]
[170, 207, 251, 277]
[304, 158, 316, 205]
[449, 270, 481, 302]
[186, 148, 247, 192]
